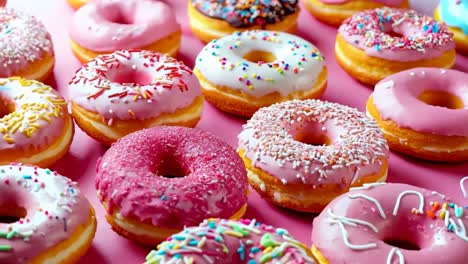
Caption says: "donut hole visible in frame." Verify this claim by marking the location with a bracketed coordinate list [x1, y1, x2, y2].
[418, 90, 464, 109]
[156, 157, 188, 178]
[0, 98, 15, 118]
[0, 205, 26, 224]
[383, 238, 421, 251]
[108, 66, 152, 86]
[292, 123, 331, 146]
[243, 50, 276, 64]
[385, 30, 404, 38]
[102, 7, 134, 25]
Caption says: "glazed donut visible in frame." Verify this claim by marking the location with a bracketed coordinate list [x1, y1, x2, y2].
[188, 0, 299, 43]
[367, 67, 468, 162]
[303, 0, 409, 27]
[238, 99, 389, 212]
[67, 0, 90, 10]
[435, 0, 468, 55]
[95, 126, 249, 245]
[0, 77, 73, 167]
[145, 218, 317, 263]
[69, 50, 203, 145]
[0, 164, 97, 263]
[336, 8, 456, 85]
[312, 182, 468, 263]
[69, 0, 181, 63]
[194, 30, 327, 117]
[0, 8, 54, 81]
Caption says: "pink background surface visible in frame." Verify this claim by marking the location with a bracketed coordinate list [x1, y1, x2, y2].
[6, 0, 468, 263]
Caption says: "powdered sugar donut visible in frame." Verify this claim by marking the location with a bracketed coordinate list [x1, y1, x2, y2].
[312, 182, 468, 263]
[0, 8, 54, 81]
[95, 126, 248, 245]
[238, 99, 389, 212]
[69, 50, 203, 145]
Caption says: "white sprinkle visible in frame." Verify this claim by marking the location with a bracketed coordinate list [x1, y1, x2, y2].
[329, 220, 377, 250]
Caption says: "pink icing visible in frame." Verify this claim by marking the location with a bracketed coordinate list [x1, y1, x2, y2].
[95, 126, 248, 228]
[145, 218, 316, 263]
[312, 183, 468, 263]
[0, 78, 68, 151]
[320, 0, 403, 4]
[0, 164, 93, 263]
[0, 8, 53, 77]
[69, 50, 201, 121]
[69, 0, 180, 52]
[238, 99, 388, 187]
[339, 8, 454, 62]
[372, 68, 468, 136]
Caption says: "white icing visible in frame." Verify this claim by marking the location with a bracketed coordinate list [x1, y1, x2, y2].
[449, 218, 468, 242]
[327, 209, 378, 233]
[194, 30, 325, 97]
[460, 176, 468, 198]
[393, 190, 425, 216]
[348, 193, 386, 219]
[386, 247, 405, 264]
[329, 220, 377, 250]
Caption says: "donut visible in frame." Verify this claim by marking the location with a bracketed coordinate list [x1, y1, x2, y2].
[69, 50, 203, 145]
[69, 0, 181, 63]
[67, 0, 90, 10]
[0, 77, 74, 167]
[194, 30, 327, 117]
[303, 0, 409, 27]
[95, 126, 249, 245]
[145, 218, 318, 263]
[311, 182, 468, 263]
[367, 67, 468, 162]
[435, 0, 468, 55]
[0, 164, 97, 263]
[237, 99, 389, 212]
[188, 0, 299, 43]
[336, 7, 456, 85]
[0, 8, 54, 81]
[0, 1, 6, 7]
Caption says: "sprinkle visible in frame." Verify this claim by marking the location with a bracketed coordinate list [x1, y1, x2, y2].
[0, 245, 12, 251]
[460, 176, 468, 198]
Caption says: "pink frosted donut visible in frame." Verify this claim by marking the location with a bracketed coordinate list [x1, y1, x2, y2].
[312, 182, 468, 263]
[0, 8, 54, 81]
[0, 164, 96, 263]
[145, 218, 317, 263]
[69, 49, 204, 145]
[95, 126, 249, 245]
[335, 8, 456, 85]
[69, 0, 181, 62]
[367, 67, 468, 162]
[238, 99, 389, 212]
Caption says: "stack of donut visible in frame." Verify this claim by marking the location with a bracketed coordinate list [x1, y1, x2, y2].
[0, 0, 467, 263]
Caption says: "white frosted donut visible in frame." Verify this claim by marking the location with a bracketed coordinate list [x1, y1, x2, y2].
[194, 30, 327, 117]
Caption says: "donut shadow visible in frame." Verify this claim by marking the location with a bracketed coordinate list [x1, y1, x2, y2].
[77, 245, 107, 264]
[50, 151, 95, 180]
[454, 55, 468, 73]
[43, 72, 58, 88]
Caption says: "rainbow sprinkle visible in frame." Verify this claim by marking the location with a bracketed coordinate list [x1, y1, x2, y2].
[339, 8, 454, 52]
[192, 0, 298, 28]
